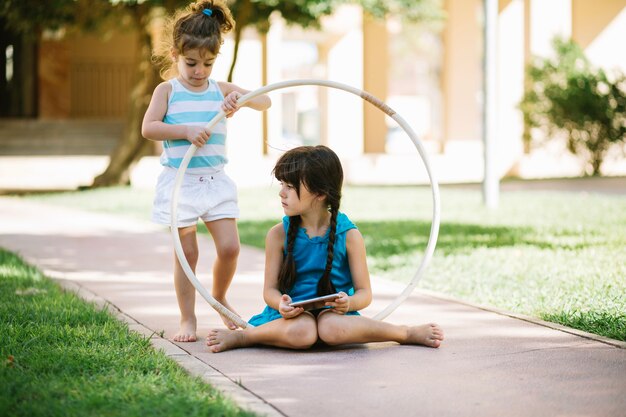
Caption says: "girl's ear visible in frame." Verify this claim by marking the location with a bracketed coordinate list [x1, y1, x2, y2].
[171, 48, 179, 62]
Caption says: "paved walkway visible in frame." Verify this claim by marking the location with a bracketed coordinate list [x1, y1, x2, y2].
[1, 197, 625, 417]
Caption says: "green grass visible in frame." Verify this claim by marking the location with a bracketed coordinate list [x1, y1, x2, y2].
[19, 181, 626, 341]
[0, 249, 256, 417]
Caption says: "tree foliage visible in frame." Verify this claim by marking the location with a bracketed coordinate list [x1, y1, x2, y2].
[0, 0, 116, 36]
[520, 38, 626, 176]
[358, 0, 443, 21]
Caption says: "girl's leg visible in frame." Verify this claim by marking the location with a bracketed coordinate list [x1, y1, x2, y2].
[317, 313, 444, 348]
[174, 225, 200, 342]
[207, 313, 318, 353]
[204, 218, 241, 329]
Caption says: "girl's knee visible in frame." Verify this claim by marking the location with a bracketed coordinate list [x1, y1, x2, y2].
[216, 242, 240, 261]
[285, 320, 317, 349]
[317, 314, 347, 346]
[181, 246, 199, 265]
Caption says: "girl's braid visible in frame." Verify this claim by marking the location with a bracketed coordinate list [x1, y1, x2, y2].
[278, 215, 300, 293]
[317, 207, 339, 296]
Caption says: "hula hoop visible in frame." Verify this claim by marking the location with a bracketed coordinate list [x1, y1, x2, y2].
[171, 79, 441, 329]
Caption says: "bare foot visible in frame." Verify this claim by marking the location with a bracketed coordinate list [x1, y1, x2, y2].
[206, 329, 247, 353]
[404, 323, 444, 348]
[173, 318, 197, 342]
[214, 298, 241, 330]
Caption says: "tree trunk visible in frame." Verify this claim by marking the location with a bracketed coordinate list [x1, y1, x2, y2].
[227, 24, 243, 82]
[91, 8, 160, 188]
[227, 0, 252, 82]
[591, 146, 604, 176]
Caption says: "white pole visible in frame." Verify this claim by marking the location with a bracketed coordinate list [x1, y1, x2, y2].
[483, 0, 499, 208]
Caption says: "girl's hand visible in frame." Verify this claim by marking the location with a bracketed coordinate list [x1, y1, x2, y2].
[186, 125, 211, 147]
[222, 91, 242, 118]
[326, 291, 350, 315]
[278, 294, 303, 319]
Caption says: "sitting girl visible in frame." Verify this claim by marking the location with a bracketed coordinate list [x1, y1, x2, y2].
[207, 145, 444, 352]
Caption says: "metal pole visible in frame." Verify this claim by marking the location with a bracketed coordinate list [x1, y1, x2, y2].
[483, 0, 499, 208]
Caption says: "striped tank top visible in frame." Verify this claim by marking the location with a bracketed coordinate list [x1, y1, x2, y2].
[160, 78, 228, 174]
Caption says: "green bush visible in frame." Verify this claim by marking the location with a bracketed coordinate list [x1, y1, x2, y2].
[520, 37, 626, 175]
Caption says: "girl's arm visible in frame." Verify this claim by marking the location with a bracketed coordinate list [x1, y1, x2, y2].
[218, 81, 272, 116]
[141, 82, 211, 146]
[264, 223, 304, 318]
[343, 228, 373, 312]
[263, 223, 285, 308]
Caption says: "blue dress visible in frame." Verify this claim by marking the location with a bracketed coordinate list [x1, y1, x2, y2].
[248, 212, 361, 326]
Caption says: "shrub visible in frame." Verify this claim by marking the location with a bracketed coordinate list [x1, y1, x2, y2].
[520, 37, 626, 176]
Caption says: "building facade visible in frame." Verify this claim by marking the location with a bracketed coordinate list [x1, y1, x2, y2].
[2, 0, 625, 189]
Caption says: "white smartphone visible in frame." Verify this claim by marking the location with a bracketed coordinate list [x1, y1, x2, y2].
[289, 293, 341, 311]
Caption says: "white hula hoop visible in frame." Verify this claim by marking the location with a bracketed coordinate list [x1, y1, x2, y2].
[171, 79, 441, 329]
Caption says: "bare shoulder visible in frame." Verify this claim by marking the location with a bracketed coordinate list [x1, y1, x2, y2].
[346, 228, 364, 242]
[152, 81, 173, 100]
[144, 81, 173, 125]
[266, 222, 285, 243]
[264, 222, 285, 254]
[155, 80, 172, 93]
[346, 228, 366, 250]
[217, 81, 249, 96]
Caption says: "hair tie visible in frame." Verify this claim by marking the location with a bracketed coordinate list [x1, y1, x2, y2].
[202, 8, 212, 17]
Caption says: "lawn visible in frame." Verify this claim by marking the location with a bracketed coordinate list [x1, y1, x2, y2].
[0, 249, 255, 417]
[21, 181, 626, 341]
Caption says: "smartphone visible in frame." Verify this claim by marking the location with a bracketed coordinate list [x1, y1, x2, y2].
[289, 293, 341, 311]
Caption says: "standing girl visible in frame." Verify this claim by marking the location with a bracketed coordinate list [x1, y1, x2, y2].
[207, 146, 444, 352]
[142, 0, 271, 342]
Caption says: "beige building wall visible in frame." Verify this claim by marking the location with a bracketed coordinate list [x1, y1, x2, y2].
[572, 0, 626, 72]
[441, 0, 482, 144]
[39, 38, 71, 119]
[69, 31, 138, 119]
[39, 29, 138, 120]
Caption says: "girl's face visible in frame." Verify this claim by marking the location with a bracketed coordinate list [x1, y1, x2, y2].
[173, 48, 216, 91]
[278, 181, 323, 217]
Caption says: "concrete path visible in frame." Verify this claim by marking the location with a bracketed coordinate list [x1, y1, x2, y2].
[1, 197, 625, 417]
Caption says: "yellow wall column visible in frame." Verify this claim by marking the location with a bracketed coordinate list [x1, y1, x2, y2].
[441, 0, 482, 143]
[572, 0, 626, 71]
[362, 12, 388, 154]
[572, 0, 625, 47]
[261, 32, 269, 155]
[522, 0, 532, 152]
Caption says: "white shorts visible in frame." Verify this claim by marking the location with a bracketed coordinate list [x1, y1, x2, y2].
[151, 167, 239, 227]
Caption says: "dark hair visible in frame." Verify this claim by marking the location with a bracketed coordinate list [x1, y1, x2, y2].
[272, 145, 343, 296]
[154, 0, 235, 79]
